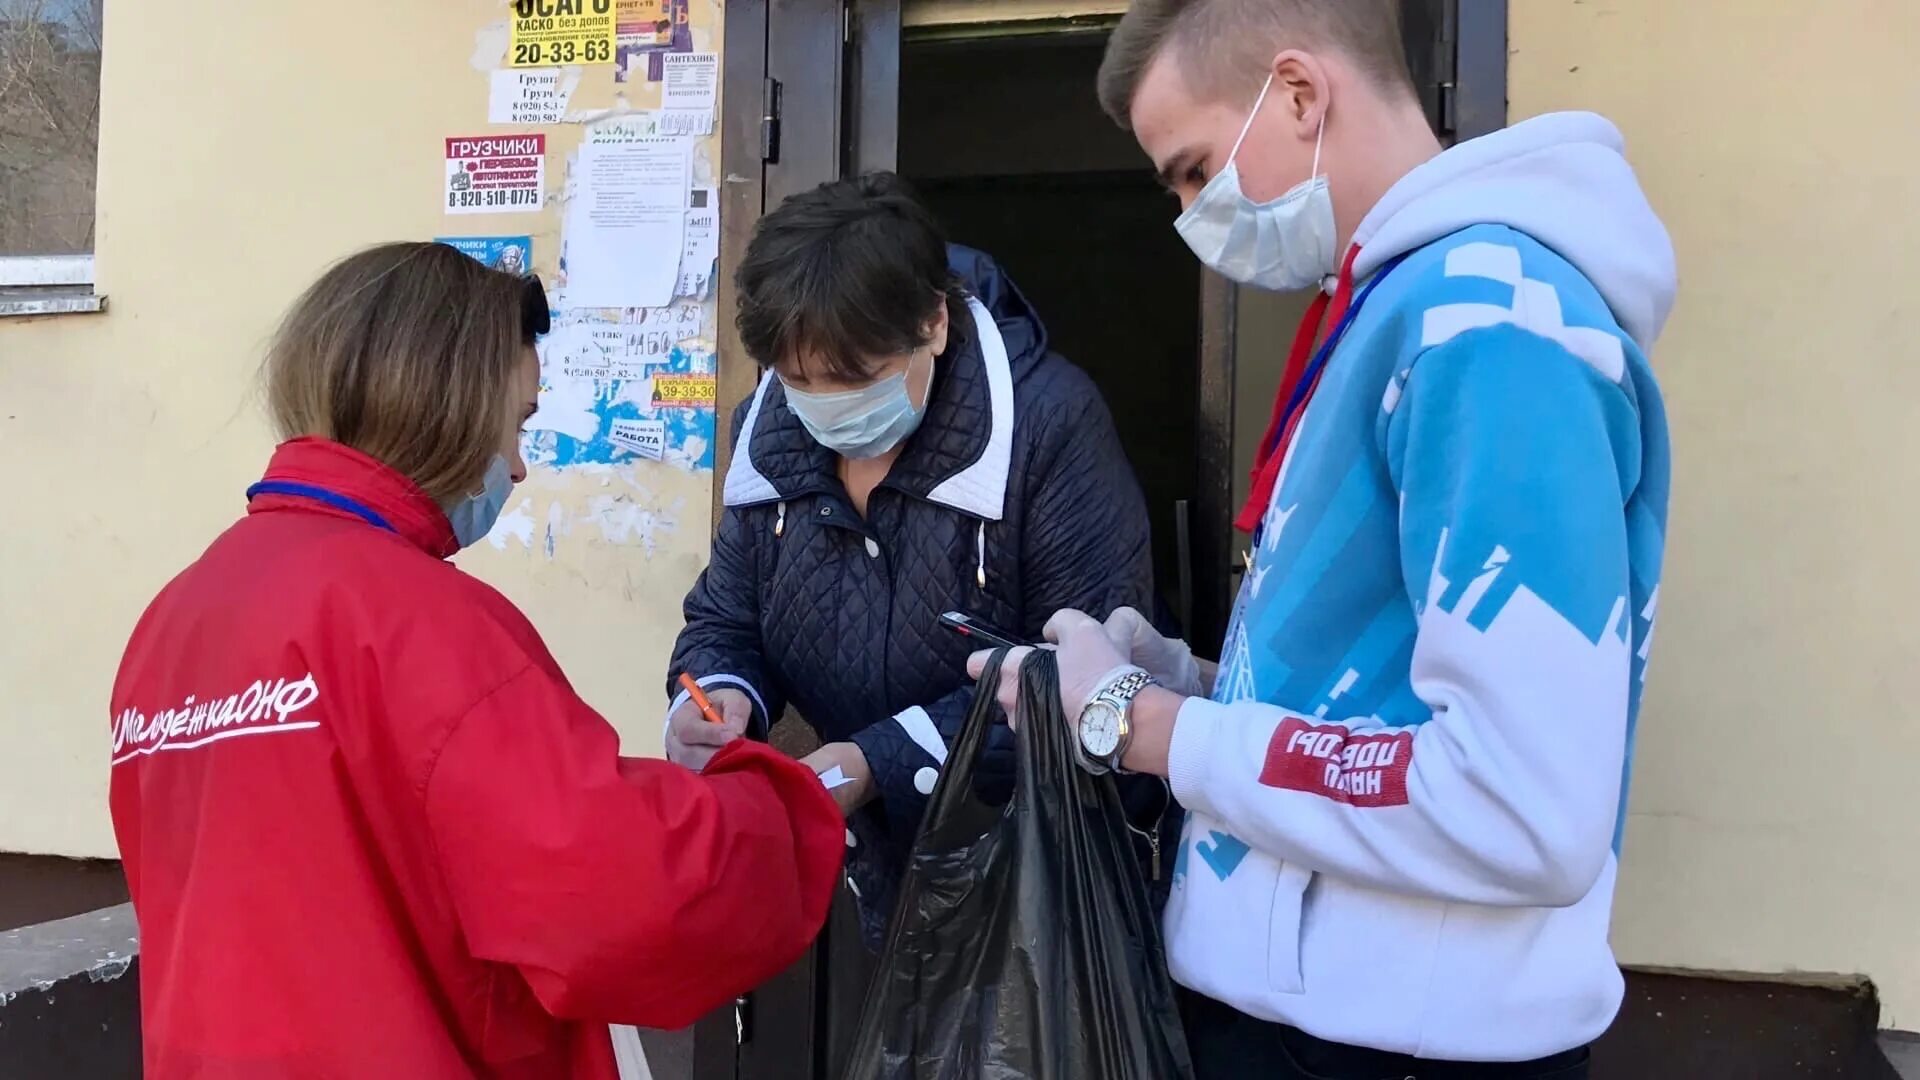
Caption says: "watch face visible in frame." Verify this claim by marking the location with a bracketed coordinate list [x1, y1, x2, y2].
[1080, 702, 1122, 758]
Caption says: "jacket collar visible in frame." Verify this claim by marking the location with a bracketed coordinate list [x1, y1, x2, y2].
[722, 297, 1016, 521]
[248, 437, 459, 558]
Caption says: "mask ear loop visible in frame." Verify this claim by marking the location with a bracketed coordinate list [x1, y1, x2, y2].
[1310, 105, 1326, 181]
[1224, 73, 1276, 168]
[914, 345, 936, 405]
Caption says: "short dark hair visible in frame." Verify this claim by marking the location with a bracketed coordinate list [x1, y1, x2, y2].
[1097, 0, 1415, 131]
[734, 172, 964, 382]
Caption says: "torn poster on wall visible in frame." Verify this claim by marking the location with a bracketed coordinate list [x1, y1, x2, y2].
[615, 0, 690, 82]
[561, 136, 690, 307]
[436, 235, 533, 273]
[489, 68, 582, 124]
[584, 112, 665, 144]
[542, 303, 694, 381]
[676, 187, 717, 298]
[509, 0, 615, 67]
[487, 478, 689, 559]
[615, 0, 669, 64]
[526, 326, 717, 472]
[445, 135, 546, 215]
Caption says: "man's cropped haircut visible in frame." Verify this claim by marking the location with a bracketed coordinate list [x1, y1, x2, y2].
[1097, 0, 1416, 130]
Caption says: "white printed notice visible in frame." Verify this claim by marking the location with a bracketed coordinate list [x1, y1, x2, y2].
[659, 52, 717, 135]
[676, 186, 718, 298]
[610, 418, 667, 460]
[445, 134, 546, 215]
[489, 69, 581, 125]
[562, 137, 690, 308]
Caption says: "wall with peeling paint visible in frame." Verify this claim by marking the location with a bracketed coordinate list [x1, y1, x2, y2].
[1511, 0, 1920, 1026]
[0, 0, 723, 859]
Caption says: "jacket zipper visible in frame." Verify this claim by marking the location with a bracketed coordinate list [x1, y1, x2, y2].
[1123, 776, 1172, 880]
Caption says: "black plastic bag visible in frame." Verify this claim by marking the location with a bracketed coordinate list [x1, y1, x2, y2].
[844, 651, 1196, 1080]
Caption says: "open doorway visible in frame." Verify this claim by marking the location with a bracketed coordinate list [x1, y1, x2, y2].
[899, 29, 1201, 636]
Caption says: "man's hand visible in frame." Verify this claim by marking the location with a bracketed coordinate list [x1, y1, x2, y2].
[798, 741, 874, 816]
[665, 687, 751, 771]
[1103, 607, 1206, 698]
[964, 609, 1134, 730]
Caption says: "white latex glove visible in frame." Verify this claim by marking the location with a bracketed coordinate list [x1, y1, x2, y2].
[1102, 606, 1204, 698]
[664, 687, 751, 771]
[966, 609, 1135, 730]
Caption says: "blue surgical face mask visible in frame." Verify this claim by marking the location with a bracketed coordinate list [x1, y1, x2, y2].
[783, 351, 934, 460]
[1175, 74, 1337, 292]
[445, 455, 513, 548]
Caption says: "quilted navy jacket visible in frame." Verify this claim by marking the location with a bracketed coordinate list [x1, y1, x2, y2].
[668, 246, 1174, 946]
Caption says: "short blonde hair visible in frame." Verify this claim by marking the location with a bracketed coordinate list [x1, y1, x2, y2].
[263, 242, 541, 503]
[1097, 0, 1415, 130]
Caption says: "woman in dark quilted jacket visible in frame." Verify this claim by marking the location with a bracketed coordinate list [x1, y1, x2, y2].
[665, 172, 1178, 949]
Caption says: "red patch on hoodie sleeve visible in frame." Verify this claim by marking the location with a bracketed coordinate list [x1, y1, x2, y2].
[1258, 717, 1414, 808]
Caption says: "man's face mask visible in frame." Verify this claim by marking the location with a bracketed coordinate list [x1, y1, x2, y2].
[782, 349, 934, 460]
[1175, 74, 1337, 292]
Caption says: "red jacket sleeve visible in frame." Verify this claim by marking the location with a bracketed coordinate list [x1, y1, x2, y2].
[423, 662, 844, 1029]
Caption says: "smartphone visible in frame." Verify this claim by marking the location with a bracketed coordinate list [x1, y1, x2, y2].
[939, 610, 1029, 651]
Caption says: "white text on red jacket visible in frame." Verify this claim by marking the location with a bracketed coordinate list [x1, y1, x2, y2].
[111, 674, 321, 766]
[1257, 716, 1414, 808]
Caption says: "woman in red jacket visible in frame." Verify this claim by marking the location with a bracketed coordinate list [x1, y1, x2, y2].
[109, 242, 844, 1079]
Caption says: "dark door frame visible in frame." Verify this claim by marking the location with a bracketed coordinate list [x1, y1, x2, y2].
[703, 3, 1507, 1076]
[702, 0, 877, 1074]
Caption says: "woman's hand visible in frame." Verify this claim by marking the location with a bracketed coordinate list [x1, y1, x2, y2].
[799, 741, 874, 816]
[665, 688, 752, 771]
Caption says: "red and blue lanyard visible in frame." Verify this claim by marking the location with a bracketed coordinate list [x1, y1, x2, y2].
[245, 481, 397, 535]
[1235, 246, 1409, 536]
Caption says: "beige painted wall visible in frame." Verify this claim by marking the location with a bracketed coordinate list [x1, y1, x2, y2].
[1512, 0, 1920, 1026]
[0, 0, 722, 859]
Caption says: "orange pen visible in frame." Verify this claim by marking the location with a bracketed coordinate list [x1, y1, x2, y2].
[678, 673, 726, 725]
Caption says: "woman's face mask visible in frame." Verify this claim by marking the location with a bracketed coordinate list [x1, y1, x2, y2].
[445, 455, 514, 548]
[1174, 74, 1337, 292]
[782, 348, 935, 460]
[447, 349, 537, 549]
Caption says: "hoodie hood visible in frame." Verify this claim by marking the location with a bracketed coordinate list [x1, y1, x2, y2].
[1352, 111, 1676, 351]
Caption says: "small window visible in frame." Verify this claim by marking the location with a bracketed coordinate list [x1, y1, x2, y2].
[0, 0, 105, 316]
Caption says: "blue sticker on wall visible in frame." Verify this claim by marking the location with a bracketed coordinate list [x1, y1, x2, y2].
[436, 235, 533, 275]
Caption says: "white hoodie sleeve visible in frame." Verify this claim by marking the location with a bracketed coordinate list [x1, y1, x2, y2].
[1167, 325, 1648, 908]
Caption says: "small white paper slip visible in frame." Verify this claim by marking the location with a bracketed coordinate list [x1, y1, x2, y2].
[488, 69, 580, 125]
[816, 765, 855, 791]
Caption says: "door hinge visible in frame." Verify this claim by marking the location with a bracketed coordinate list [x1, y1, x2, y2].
[760, 77, 784, 163]
[1435, 0, 1460, 139]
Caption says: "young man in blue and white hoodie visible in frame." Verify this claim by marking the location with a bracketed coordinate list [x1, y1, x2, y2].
[974, 0, 1673, 1076]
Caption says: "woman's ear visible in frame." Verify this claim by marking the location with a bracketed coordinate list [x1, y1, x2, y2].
[924, 296, 952, 356]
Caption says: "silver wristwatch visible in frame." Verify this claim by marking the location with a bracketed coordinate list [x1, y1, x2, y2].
[1076, 667, 1155, 775]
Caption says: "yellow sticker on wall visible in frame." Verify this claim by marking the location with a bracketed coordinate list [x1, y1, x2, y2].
[652, 374, 717, 409]
[510, 0, 616, 67]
